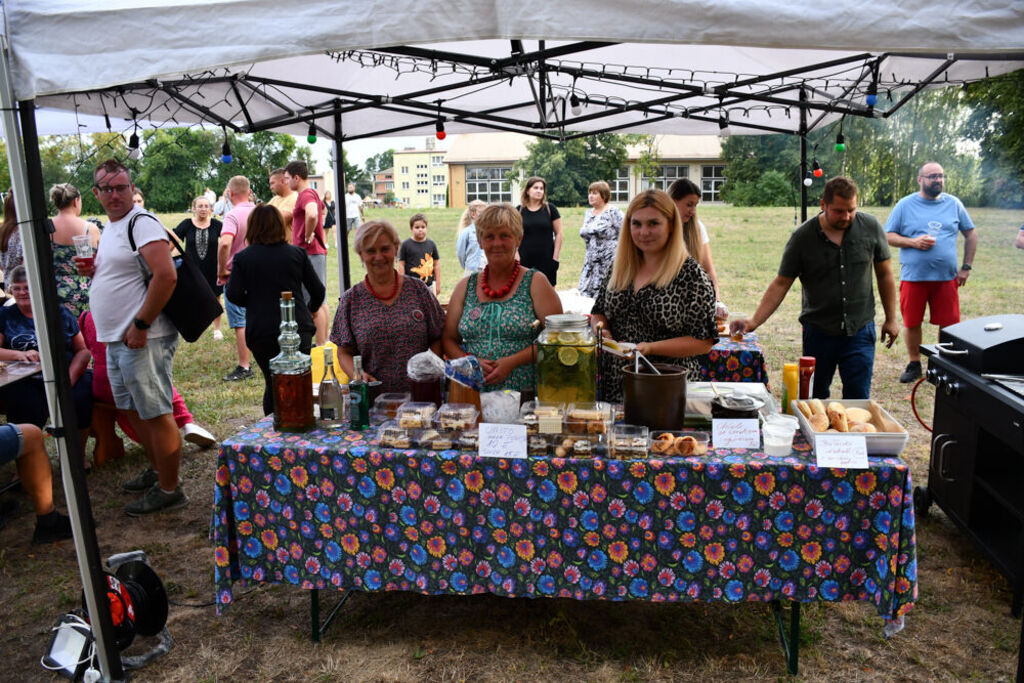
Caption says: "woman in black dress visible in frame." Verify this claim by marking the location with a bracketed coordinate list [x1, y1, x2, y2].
[226, 205, 325, 415]
[174, 195, 224, 340]
[516, 176, 563, 286]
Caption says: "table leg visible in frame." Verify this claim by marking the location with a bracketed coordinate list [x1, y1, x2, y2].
[310, 588, 356, 642]
[770, 600, 800, 675]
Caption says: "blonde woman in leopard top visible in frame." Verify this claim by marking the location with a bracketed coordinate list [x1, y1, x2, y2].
[590, 189, 718, 402]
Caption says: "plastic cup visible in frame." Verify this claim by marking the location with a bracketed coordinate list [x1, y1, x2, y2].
[72, 234, 93, 259]
[762, 422, 797, 456]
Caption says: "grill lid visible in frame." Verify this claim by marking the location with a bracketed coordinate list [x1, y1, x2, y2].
[936, 314, 1024, 374]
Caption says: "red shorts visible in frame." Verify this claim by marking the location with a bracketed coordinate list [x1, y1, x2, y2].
[899, 279, 960, 328]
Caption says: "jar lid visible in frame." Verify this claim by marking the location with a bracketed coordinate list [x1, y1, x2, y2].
[545, 313, 589, 330]
[712, 394, 764, 411]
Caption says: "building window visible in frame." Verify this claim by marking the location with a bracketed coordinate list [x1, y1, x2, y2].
[432, 155, 445, 166]
[640, 165, 689, 191]
[432, 194, 446, 206]
[418, 188, 428, 194]
[433, 174, 445, 184]
[416, 163, 427, 170]
[610, 167, 630, 203]
[465, 166, 513, 203]
[401, 166, 408, 174]
[402, 181, 410, 189]
[702, 165, 726, 202]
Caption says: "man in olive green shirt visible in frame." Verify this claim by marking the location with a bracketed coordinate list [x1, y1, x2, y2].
[731, 176, 899, 399]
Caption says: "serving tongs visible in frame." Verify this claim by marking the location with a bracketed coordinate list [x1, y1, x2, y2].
[633, 349, 662, 375]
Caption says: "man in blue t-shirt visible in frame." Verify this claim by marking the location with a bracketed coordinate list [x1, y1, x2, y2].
[885, 162, 977, 383]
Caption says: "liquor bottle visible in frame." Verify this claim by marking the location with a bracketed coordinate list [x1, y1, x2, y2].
[318, 346, 346, 429]
[349, 355, 370, 430]
[270, 292, 315, 432]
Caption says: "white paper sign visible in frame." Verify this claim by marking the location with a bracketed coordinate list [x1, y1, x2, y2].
[815, 434, 869, 469]
[712, 419, 761, 449]
[478, 423, 527, 459]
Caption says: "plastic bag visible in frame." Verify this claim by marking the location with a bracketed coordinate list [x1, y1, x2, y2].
[445, 355, 485, 392]
[407, 349, 446, 382]
[481, 390, 521, 423]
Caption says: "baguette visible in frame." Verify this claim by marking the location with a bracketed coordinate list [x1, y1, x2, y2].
[808, 413, 829, 432]
[850, 422, 877, 433]
[868, 400, 904, 433]
[796, 400, 814, 419]
[810, 398, 826, 416]
[826, 401, 849, 432]
[846, 407, 872, 424]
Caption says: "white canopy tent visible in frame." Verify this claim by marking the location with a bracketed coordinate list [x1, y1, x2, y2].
[2, 1, 1023, 679]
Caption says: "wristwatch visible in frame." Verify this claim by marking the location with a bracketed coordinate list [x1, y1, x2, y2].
[961, 263, 972, 271]
[133, 317, 151, 330]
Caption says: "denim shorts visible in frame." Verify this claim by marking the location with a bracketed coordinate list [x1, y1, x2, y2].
[225, 299, 247, 328]
[303, 253, 327, 307]
[106, 334, 177, 420]
[0, 423, 24, 466]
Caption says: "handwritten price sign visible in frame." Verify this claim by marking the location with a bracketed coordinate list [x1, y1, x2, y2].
[479, 423, 527, 459]
[711, 419, 760, 449]
[815, 434, 868, 469]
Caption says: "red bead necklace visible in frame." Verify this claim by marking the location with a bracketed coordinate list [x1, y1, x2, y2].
[481, 260, 521, 299]
[365, 270, 400, 301]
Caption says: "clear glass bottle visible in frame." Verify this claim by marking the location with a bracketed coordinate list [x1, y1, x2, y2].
[535, 313, 597, 404]
[318, 346, 346, 429]
[270, 292, 314, 432]
[349, 355, 370, 430]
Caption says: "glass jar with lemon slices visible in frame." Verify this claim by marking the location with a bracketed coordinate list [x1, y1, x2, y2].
[535, 313, 597, 404]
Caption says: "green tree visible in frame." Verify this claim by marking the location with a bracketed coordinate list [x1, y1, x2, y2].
[365, 149, 394, 177]
[512, 133, 632, 206]
[329, 148, 369, 196]
[210, 131, 303, 203]
[963, 68, 1024, 207]
[135, 128, 219, 211]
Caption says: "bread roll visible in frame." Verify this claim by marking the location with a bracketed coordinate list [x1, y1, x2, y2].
[850, 422, 877, 433]
[827, 402, 849, 432]
[808, 413, 829, 432]
[810, 399, 826, 416]
[846, 407, 872, 423]
[796, 401, 814, 419]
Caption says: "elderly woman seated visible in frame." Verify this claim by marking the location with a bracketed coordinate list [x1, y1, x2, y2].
[330, 220, 445, 393]
[0, 266, 92, 451]
[443, 203, 562, 393]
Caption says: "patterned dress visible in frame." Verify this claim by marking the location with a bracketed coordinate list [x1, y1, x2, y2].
[592, 257, 718, 402]
[1, 229, 23, 289]
[577, 205, 624, 297]
[457, 269, 538, 392]
[52, 242, 91, 318]
[330, 275, 445, 393]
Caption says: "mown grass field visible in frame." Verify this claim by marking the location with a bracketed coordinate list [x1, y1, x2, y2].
[1, 202, 1022, 681]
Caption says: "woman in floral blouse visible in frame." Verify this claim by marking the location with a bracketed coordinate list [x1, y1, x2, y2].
[577, 180, 624, 297]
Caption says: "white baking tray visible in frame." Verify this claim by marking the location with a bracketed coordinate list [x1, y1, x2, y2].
[791, 399, 909, 456]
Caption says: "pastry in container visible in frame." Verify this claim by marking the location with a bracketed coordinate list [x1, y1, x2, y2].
[396, 402, 438, 429]
[520, 401, 565, 435]
[565, 402, 613, 435]
[434, 403, 479, 431]
[373, 392, 411, 419]
[610, 424, 650, 460]
[378, 420, 413, 449]
[649, 430, 709, 457]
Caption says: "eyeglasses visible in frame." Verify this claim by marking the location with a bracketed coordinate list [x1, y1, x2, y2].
[921, 174, 946, 180]
[9, 285, 29, 294]
[94, 183, 131, 195]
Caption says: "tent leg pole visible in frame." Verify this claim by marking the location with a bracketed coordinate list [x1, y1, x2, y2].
[333, 105, 351, 294]
[799, 86, 808, 224]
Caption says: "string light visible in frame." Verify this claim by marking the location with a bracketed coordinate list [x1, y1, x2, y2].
[803, 170, 813, 187]
[126, 128, 141, 160]
[812, 159, 823, 178]
[835, 132, 846, 152]
[220, 128, 233, 164]
[306, 119, 317, 144]
[569, 93, 582, 116]
[435, 119, 446, 140]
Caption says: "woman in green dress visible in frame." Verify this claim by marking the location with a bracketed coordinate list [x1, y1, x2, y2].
[443, 203, 562, 392]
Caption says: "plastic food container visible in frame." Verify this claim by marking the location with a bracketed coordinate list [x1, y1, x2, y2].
[528, 434, 551, 457]
[565, 402, 613, 435]
[396, 402, 438, 429]
[762, 422, 796, 456]
[415, 428, 458, 451]
[457, 429, 479, 451]
[434, 403, 479, 430]
[377, 421, 413, 449]
[649, 430, 710, 457]
[610, 424, 650, 460]
[520, 401, 565, 435]
[552, 434, 606, 458]
[373, 392, 411, 419]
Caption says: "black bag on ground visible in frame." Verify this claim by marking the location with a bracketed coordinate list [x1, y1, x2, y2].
[128, 212, 223, 342]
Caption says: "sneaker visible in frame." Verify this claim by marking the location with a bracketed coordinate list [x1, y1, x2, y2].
[122, 467, 159, 493]
[32, 512, 73, 544]
[899, 361, 922, 383]
[183, 422, 217, 448]
[212, 329, 224, 341]
[223, 365, 253, 381]
[125, 484, 189, 517]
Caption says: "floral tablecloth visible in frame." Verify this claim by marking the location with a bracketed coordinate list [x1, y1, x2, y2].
[212, 418, 917, 628]
[699, 333, 770, 384]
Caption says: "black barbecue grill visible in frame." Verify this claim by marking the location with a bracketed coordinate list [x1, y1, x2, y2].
[919, 313, 1024, 617]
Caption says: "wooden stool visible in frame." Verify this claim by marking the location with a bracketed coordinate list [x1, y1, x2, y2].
[89, 402, 124, 467]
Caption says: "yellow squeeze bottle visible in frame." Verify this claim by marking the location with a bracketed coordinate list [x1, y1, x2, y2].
[782, 362, 799, 415]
